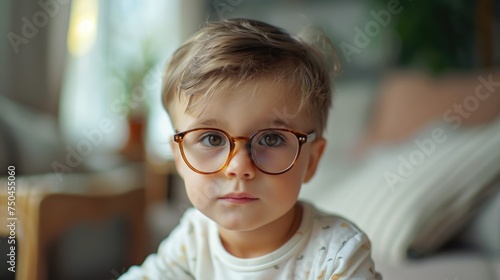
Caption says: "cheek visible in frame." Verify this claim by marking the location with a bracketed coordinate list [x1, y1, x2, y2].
[291, 148, 311, 182]
[174, 148, 200, 184]
[267, 161, 307, 199]
[263, 175, 302, 210]
[173, 146, 185, 175]
[183, 176, 209, 209]
[174, 154, 205, 205]
[183, 174, 223, 209]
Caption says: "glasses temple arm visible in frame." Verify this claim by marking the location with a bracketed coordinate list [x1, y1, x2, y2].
[307, 131, 317, 142]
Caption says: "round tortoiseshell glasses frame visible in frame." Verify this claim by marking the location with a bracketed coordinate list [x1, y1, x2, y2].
[173, 128, 317, 175]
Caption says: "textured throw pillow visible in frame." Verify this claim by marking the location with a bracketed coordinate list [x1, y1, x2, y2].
[310, 117, 500, 263]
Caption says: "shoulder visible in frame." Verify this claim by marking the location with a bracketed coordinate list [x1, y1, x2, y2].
[155, 208, 213, 268]
[159, 207, 211, 251]
[299, 202, 380, 279]
[304, 202, 366, 244]
[119, 208, 211, 280]
[172, 207, 211, 235]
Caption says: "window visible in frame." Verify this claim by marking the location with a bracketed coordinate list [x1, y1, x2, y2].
[60, 0, 179, 166]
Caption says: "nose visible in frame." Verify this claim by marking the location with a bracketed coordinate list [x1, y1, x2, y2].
[224, 141, 256, 180]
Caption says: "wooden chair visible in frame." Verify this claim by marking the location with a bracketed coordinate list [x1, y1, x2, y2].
[0, 165, 148, 280]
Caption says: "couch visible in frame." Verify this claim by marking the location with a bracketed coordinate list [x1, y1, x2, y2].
[300, 71, 500, 280]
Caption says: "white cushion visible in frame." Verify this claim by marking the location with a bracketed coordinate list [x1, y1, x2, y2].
[460, 183, 500, 256]
[377, 253, 493, 280]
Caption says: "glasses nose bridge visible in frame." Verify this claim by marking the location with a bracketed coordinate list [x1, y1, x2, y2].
[232, 136, 250, 144]
[228, 135, 253, 159]
[230, 135, 251, 151]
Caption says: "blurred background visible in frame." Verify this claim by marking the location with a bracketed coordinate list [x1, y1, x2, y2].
[0, 0, 499, 279]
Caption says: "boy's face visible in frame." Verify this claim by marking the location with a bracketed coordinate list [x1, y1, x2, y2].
[170, 79, 326, 233]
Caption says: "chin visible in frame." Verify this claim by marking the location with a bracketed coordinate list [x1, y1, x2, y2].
[216, 215, 264, 232]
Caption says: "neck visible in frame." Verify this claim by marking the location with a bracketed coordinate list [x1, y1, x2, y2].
[218, 203, 303, 258]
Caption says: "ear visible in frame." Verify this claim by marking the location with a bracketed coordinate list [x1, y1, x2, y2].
[303, 137, 326, 183]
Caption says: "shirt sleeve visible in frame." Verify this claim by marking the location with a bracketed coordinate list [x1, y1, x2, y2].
[118, 210, 198, 280]
[309, 231, 382, 280]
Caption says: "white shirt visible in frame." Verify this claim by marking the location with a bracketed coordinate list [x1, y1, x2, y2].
[119, 201, 382, 279]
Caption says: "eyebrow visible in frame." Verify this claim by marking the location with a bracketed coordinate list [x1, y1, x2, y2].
[188, 118, 219, 129]
[270, 118, 297, 130]
[186, 117, 298, 132]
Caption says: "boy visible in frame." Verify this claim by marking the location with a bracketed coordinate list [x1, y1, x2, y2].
[120, 18, 382, 279]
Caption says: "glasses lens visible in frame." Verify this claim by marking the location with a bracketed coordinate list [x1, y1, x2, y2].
[181, 129, 230, 173]
[251, 130, 299, 173]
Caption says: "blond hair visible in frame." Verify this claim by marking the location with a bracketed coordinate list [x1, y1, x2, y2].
[162, 18, 340, 136]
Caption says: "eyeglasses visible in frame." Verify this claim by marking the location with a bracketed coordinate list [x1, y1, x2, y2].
[173, 128, 317, 175]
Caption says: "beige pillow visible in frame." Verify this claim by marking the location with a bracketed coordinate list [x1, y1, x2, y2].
[357, 70, 500, 154]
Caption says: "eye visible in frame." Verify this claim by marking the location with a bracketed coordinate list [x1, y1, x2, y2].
[200, 133, 226, 147]
[258, 132, 285, 147]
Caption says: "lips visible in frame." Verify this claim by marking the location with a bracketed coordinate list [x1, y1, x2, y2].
[219, 193, 259, 203]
